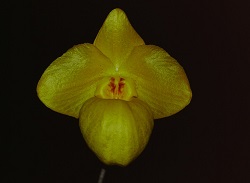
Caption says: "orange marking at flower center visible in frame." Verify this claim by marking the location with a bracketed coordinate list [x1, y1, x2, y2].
[108, 77, 125, 99]
[95, 76, 137, 101]
[118, 78, 125, 94]
[109, 77, 116, 93]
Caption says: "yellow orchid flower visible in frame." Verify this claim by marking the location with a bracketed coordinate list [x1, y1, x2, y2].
[37, 8, 192, 166]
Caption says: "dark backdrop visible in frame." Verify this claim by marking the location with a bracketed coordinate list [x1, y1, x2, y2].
[9, 0, 249, 182]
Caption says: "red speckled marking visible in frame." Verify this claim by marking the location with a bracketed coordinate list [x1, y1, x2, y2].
[108, 77, 116, 93]
[118, 78, 125, 94]
[108, 77, 126, 98]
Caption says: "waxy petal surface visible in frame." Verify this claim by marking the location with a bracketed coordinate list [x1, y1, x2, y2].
[94, 8, 145, 68]
[37, 8, 192, 166]
[37, 44, 115, 118]
[79, 97, 153, 166]
[120, 45, 192, 119]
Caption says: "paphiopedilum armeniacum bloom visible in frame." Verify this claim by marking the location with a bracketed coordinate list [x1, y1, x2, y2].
[37, 8, 192, 166]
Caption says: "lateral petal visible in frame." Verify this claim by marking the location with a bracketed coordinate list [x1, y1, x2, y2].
[79, 97, 153, 166]
[121, 45, 192, 119]
[94, 8, 145, 68]
[37, 43, 114, 118]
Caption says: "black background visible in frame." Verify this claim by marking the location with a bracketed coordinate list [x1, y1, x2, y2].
[9, 0, 249, 182]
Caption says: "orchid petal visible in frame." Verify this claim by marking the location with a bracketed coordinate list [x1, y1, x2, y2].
[94, 8, 145, 68]
[79, 97, 153, 166]
[120, 45, 192, 119]
[37, 44, 114, 118]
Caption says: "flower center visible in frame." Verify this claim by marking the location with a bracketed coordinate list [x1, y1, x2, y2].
[95, 76, 137, 101]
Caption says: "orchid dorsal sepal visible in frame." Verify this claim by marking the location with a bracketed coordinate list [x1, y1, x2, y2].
[37, 8, 192, 166]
